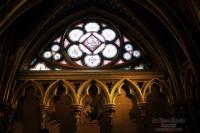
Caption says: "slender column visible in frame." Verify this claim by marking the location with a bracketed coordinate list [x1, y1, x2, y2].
[194, 83, 200, 133]
[189, 83, 200, 132]
[72, 104, 82, 133]
[168, 102, 177, 117]
[101, 104, 115, 133]
[40, 105, 49, 129]
[194, 83, 200, 100]
[2, 104, 17, 133]
[137, 102, 148, 133]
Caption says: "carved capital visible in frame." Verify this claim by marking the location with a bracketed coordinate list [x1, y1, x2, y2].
[72, 104, 82, 112]
[40, 105, 50, 128]
[137, 102, 147, 120]
[72, 104, 82, 133]
[104, 103, 116, 113]
[41, 105, 51, 117]
[99, 104, 116, 133]
[137, 102, 147, 109]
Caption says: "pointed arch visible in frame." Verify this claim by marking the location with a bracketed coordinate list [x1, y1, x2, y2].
[77, 79, 110, 104]
[62, 80, 77, 104]
[11, 80, 43, 105]
[43, 80, 76, 106]
[111, 79, 143, 104]
[143, 79, 173, 103]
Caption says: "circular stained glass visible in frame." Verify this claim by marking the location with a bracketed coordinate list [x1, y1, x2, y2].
[34, 20, 146, 71]
[68, 29, 84, 42]
[79, 33, 91, 42]
[43, 51, 52, 59]
[85, 22, 100, 32]
[84, 55, 101, 67]
[124, 44, 133, 51]
[93, 33, 105, 42]
[61, 20, 143, 68]
[102, 44, 117, 58]
[79, 44, 92, 54]
[83, 35, 102, 52]
[123, 52, 132, 60]
[51, 44, 60, 52]
[53, 53, 61, 60]
[93, 43, 105, 54]
[35, 63, 45, 70]
[102, 29, 116, 41]
[133, 50, 141, 58]
[68, 45, 83, 59]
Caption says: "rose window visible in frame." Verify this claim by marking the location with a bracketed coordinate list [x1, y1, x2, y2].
[29, 20, 149, 70]
[64, 22, 120, 68]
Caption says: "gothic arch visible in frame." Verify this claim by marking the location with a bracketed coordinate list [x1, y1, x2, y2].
[143, 79, 173, 103]
[43, 80, 76, 106]
[111, 79, 143, 104]
[77, 79, 110, 105]
[11, 80, 43, 105]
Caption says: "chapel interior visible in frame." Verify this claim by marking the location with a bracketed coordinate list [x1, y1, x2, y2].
[0, 0, 200, 133]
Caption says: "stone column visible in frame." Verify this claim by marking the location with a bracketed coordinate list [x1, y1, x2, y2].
[1, 104, 17, 133]
[101, 104, 115, 133]
[137, 102, 148, 133]
[9, 105, 17, 132]
[194, 83, 200, 133]
[193, 83, 200, 100]
[72, 104, 82, 133]
[40, 105, 49, 129]
[168, 102, 177, 117]
[189, 83, 200, 133]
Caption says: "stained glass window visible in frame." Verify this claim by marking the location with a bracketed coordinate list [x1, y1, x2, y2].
[29, 20, 150, 70]
[30, 62, 50, 71]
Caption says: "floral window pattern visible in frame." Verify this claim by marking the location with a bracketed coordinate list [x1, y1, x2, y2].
[29, 20, 151, 71]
